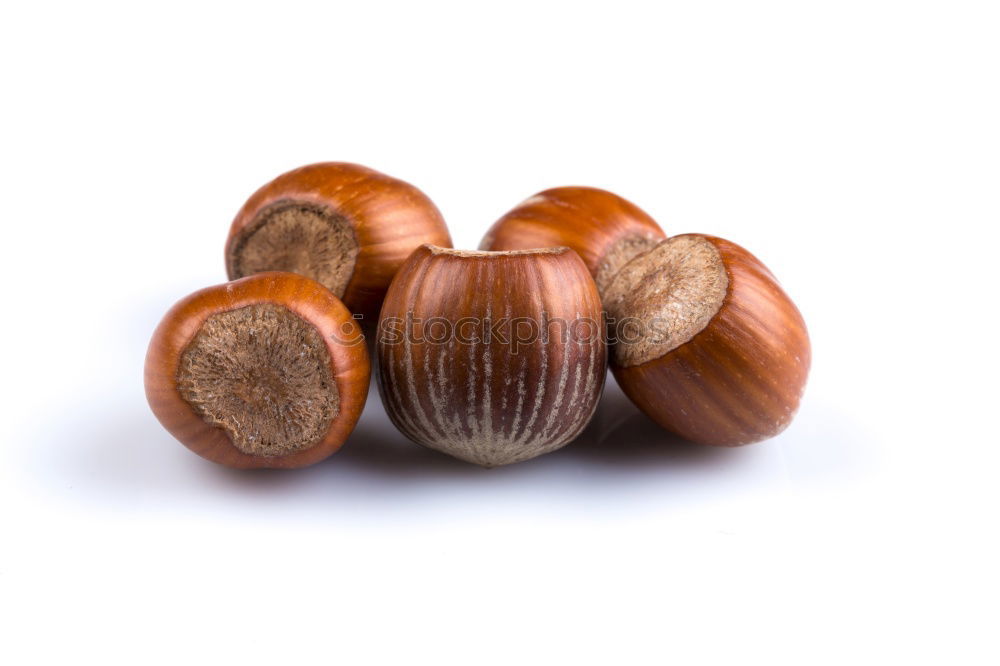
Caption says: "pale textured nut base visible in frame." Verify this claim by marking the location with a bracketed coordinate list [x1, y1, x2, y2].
[177, 303, 338, 457]
[603, 235, 729, 367]
[229, 201, 359, 298]
[595, 234, 664, 295]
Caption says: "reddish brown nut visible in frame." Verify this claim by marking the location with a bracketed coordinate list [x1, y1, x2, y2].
[376, 245, 607, 467]
[225, 162, 452, 321]
[479, 186, 666, 293]
[605, 234, 810, 446]
[144, 272, 370, 469]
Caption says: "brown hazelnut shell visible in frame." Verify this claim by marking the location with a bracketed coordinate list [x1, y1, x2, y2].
[479, 186, 666, 293]
[376, 245, 607, 466]
[225, 162, 452, 320]
[611, 234, 810, 446]
[144, 272, 371, 469]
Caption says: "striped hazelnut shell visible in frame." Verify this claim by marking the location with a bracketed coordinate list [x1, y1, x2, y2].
[376, 245, 607, 467]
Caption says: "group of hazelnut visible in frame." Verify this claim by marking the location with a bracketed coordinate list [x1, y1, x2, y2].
[145, 162, 810, 469]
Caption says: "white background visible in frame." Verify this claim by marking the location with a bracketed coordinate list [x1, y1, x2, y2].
[2, 1, 998, 663]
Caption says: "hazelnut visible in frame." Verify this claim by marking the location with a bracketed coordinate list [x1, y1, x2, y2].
[144, 272, 370, 468]
[225, 162, 452, 321]
[376, 245, 607, 466]
[482, 188, 809, 446]
[605, 234, 810, 445]
[479, 186, 666, 294]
